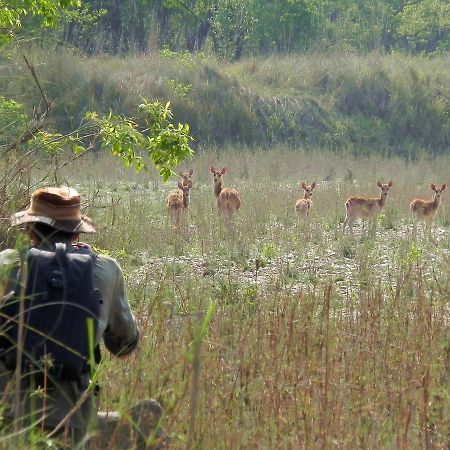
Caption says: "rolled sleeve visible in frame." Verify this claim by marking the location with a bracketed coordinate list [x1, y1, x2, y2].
[94, 255, 140, 356]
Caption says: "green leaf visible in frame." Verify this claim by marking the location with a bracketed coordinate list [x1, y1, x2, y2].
[87, 99, 194, 178]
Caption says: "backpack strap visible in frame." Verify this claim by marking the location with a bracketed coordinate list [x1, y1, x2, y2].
[71, 243, 103, 370]
[55, 242, 67, 260]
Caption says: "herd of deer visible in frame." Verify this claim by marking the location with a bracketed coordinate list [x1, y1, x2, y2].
[167, 166, 447, 234]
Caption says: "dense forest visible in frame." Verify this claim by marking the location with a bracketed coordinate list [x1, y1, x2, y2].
[61, 0, 450, 56]
[7, 0, 450, 56]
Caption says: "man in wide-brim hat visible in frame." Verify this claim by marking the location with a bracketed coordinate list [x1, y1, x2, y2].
[0, 186, 148, 447]
[10, 186, 97, 235]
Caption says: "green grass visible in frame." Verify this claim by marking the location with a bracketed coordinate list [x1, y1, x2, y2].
[0, 147, 442, 448]
[0, 48, 449, 155]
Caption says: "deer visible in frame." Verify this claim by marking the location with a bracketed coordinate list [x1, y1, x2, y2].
[343, 180, 393, 234]
[410, 183, 447, 235]
[210, 166, 240, 227]
[167, 182, 190, 228]
[179, 169, 194, 189]
[295, 181, 316, 222]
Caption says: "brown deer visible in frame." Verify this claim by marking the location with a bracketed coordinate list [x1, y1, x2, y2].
[179, 169, 194, 189]
[210, 166, 240, 226]
[295, 181, 316, 221]
[167, 182, 190, 228]
[343, 181, 393, 233]
[410, 183, 447, 234]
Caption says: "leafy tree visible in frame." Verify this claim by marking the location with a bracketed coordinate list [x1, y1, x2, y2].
[211, 0, 254, 58]
[87, 100, 194, 180]
[0, 0, 81, 43]
[211, 0, 319, 59]
[398, 0, 450, 52]
[63, 0, 156, 54]
[252, 0, 318, 53]
[164, 0, 217, 51]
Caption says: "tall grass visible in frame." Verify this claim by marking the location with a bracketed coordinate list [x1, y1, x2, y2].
[7, 146, 442, 448]
[0, 48, 449, 154]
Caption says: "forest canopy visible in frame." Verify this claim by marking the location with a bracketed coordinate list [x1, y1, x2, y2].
[54, 0, 450, 56]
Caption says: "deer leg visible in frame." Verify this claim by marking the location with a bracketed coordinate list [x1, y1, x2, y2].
[348, 218, 356, 235]
[224, 210, 232, 230]
[425, 219, 433, 238]
[411, 216, 417, 239]
[343, 214, 349, 232]
[169, 209, 176, 228]
[368, 217, 377, 237]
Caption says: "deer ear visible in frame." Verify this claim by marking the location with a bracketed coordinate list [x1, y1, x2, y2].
[178, 182, 183, 189]
[210, 166, 215, 174]
[441, 183, 447, 191]
[431, 183, 436, 191]
[311, 181, 316, 189]
[221, 167, 227, 174]
[376, 181, 382, 188]
[179, 171, 184, 177]
[388, 181, 393, 187]
[189, 169, 193, 176]
[301, 181, 307, 190]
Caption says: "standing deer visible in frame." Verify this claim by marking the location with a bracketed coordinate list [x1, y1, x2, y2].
[343, 181, 393, 233]
[410, 183, 447, 235]
[167, 182, 190, 228]
[179, 169, 194, 189]
[210, 166, 240, 227]
[295, 181, 316, 222]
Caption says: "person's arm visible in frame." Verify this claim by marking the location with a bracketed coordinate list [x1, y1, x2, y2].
[102, 259, 140, 357]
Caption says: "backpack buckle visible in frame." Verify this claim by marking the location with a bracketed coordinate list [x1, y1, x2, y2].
[49, 270, 64, 289]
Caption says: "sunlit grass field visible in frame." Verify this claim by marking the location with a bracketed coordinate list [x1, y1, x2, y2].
[52, 146, 450, 449]
[1, 146, 449, 448]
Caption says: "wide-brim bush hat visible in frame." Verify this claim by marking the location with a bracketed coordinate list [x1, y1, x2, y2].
[10, 186, 96, 234]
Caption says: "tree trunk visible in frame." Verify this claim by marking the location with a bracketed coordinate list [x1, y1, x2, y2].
[234, 28, 245, 60]
[157, 6, 170, 47]
[110, 0, 122, 54]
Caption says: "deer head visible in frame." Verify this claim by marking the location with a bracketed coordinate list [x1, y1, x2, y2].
[431, 183, 447, 199]
[210, 166, 227, 183]
[178, 181, 190, 206]
[300, 181, 316, 199]
[376, 180, 393, 196]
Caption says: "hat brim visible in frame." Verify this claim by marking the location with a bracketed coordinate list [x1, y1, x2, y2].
[10, 210, 97, 234]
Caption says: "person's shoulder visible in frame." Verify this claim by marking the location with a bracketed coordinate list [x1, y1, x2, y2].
[96, 253, 122, 267]
[73, 243, 125, 278]
[93, 252, 124, 277]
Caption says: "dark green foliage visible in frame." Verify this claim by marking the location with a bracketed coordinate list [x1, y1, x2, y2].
[4, 0, 450, 56]
[0, 0, 81, 44]
[47, 0, 450, 57]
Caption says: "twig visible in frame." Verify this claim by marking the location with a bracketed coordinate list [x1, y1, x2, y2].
[1, 55, 51, 155]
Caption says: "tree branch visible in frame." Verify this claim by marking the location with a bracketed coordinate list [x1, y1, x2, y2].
[1, 55, 52, 155]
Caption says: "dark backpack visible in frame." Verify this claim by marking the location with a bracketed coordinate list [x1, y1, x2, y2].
[0, 243, 101, 381]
